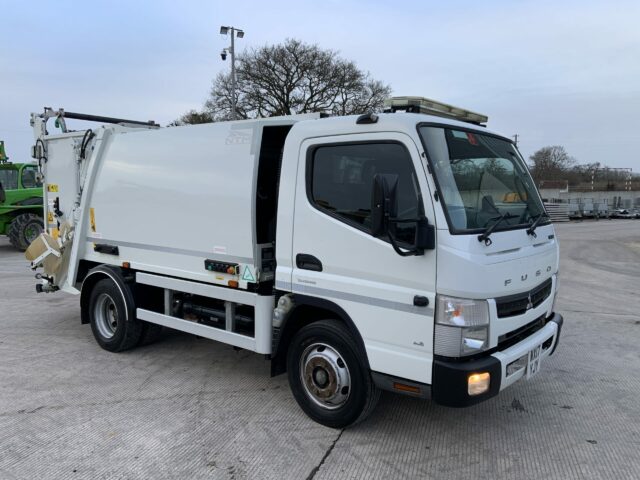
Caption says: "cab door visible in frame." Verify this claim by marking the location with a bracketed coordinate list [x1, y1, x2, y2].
[290, 132, 437, 384]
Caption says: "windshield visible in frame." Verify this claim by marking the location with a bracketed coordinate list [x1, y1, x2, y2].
[419, 126, 547, 233]
[0, 169, 18, 190]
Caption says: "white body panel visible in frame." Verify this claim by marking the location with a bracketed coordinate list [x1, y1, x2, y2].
[84, 121, 261, 287]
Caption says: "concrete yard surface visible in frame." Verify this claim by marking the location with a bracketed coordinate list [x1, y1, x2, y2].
[1, 221, 639, 479]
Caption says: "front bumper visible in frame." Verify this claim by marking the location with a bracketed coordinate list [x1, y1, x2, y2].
[432, 312, 563, 407]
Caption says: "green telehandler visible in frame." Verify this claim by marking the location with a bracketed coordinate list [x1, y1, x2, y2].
[0, 141, 44, 250]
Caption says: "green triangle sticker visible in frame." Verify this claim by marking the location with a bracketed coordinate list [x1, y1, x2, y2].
[242, 266, 256, 282]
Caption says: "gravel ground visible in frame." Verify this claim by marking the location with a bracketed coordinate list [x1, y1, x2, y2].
[0, 220, 639, 479]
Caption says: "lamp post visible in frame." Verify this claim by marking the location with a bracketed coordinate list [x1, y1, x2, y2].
[220, 26, 244, 120]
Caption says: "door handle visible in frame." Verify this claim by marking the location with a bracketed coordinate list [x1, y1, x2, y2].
[413, 295, 429, 307]
[296, 254, 323, 272]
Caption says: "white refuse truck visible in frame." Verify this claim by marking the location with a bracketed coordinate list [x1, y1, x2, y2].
[26, 98, 563, 428]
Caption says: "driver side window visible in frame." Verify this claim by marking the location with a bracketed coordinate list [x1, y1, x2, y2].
[309, 142, 421, 243]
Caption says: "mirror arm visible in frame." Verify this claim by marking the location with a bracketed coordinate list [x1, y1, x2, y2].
[386, 218, 424, 257]
[387, 231, 422, 256]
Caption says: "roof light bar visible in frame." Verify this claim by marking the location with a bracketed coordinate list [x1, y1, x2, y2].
[384, 96, 488, 125]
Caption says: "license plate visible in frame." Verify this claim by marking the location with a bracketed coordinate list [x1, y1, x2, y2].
[526, 344, 542, 379]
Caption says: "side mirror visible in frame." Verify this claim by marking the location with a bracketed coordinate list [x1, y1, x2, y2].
[0, 182, 5, 203]
[371, 174, 398, 237]
[371, 173, 435, 256]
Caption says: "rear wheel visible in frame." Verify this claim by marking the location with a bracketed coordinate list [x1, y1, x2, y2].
[287, 320, 380, 428]
[8, 213, 43, 250]
[88, 278, 142, 352]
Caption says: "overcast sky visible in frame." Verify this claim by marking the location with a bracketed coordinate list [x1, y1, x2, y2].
[1, 0, 639, 169]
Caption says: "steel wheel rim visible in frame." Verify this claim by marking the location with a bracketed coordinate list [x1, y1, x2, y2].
[94, 293, 119, 339]
[299, 342, 351, 410]
[24, 223, 42, 243]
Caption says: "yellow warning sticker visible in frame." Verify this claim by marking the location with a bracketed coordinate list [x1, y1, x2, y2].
[89, 208, 96, 232]
[47, 211, 54, 223]
[47, 184, 59, 193]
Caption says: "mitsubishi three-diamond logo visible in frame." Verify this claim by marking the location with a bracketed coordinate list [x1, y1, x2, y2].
[526, 292, 534, 310]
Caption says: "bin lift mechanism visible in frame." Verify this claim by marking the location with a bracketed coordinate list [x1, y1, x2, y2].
[31, 108, 160, 170]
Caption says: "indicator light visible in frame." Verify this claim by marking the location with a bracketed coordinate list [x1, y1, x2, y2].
[392, 382, 421, 394]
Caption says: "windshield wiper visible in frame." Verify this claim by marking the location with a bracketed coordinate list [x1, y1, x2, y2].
[477, 212, 518, 245]
[526, 212, 550, 237]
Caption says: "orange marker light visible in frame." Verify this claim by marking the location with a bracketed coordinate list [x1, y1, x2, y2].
[228, 280, 239, 288]
[393, 382, 421, 394]
[122, 262, 131, 269]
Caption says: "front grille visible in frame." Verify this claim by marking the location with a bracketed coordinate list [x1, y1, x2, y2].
[495, 278, 553, 318]
[498, 315, 545, 350]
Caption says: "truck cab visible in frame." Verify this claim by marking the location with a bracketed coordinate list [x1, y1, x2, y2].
[275, 104, 561, 414]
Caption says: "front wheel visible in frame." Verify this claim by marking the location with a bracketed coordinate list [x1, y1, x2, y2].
[287, 320, 380, 428]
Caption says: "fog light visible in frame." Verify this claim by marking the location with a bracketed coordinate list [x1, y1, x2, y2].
[468, 372, 490, 396]
[506, 355, 528, 377]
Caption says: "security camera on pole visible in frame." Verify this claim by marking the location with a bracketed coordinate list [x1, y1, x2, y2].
[219, 25, 244, 120]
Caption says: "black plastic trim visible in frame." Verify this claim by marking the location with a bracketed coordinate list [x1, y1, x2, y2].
[495, 278, 553, 318]
[548, 312, 563, 355]
[413, 295, 429, 307]
[296, 253, 323, 272]
[432, 354, 502, 407]
[94, 244, 119, 256]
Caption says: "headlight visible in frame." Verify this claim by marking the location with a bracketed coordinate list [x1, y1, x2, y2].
[435, 295, 490, 357]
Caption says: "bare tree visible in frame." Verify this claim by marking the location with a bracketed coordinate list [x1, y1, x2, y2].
[176, 39, 391, 124]
[528, 146, 576, 183]
[168, 109, 213, 126]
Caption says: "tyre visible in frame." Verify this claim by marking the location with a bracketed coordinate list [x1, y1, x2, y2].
[8, 213, 43, 250]
[287, 320, 380, 428]
[88, 278, 142, 352]
[138, 322, 164, 346]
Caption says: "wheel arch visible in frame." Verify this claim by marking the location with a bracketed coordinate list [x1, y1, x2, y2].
[270, 294, 370, 377]
[80, 265, 135, 325]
